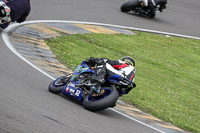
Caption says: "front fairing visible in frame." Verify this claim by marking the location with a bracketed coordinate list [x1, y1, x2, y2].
[61, 61, 95, 101]
[62, 81, 83, 101]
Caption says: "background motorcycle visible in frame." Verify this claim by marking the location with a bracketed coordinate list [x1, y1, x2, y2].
[121, 0, 167, 18]
[48, 61, 136, 111]
[0, 1, 11, 29]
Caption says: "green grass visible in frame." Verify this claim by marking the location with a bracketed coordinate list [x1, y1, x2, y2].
[45, 32, 200, 133]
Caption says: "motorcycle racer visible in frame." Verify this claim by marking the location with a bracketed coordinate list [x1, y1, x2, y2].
[0, 0, 31, 29]
[121, 0, 167, 18]
[49, 57, 136, 111]
[139, 0, 167, 12]
[86, 56, 136, 87]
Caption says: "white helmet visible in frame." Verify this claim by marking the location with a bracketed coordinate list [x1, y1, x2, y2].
[121, 56, 135, 67]
[0, 1, 11, 24]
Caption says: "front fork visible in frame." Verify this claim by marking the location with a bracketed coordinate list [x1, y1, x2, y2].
[61, 74, 72, 84]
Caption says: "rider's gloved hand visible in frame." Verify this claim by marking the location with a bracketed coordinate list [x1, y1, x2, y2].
[159, 5, 167, 12]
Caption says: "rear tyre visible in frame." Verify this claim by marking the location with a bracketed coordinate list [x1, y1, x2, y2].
[120, 0, 140, 12]
[83, 86, 119, 111]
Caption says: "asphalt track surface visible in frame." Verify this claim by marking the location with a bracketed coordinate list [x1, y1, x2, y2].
[0, 0, 199, 133]
[29, 0, 200, 37]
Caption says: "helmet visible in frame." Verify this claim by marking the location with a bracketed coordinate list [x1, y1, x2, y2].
[0, 1, 10, 24]
[121, 56, 135, 67]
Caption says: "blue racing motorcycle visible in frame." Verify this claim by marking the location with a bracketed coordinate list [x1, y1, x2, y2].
[48, 61, 136, 111]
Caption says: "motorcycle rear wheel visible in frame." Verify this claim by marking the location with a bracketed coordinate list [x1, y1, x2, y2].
[120, 0, 139, 12]
[83, 86, 119, 111]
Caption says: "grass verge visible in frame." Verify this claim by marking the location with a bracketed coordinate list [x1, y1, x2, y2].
[45, 32, 200, 133]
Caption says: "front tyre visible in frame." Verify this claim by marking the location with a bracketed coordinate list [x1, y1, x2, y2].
[83, 86, 119, 111]
[48, 75, 71, 94]
[148, 8, 156, 18]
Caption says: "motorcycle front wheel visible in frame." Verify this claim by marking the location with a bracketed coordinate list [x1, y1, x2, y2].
[147, 8, 156, 18]
[83, 86, 119, 111]
[48, 74, 71, 94]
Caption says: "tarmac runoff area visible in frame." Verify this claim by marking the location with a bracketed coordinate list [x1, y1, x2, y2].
[2, 21, 190, 133]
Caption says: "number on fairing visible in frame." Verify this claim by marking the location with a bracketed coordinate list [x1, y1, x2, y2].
[75, 90, 81, 96]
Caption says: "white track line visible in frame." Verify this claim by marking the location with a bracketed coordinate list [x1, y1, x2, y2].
[2, 23, 55, 80]
[2, 20, 197, 133]
[6, 20, 200, 40]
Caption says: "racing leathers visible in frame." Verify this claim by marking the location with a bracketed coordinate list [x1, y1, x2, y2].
[139, 0, 167, 12]
[0, 0, 31, 29]
[86, 57, 136, 87]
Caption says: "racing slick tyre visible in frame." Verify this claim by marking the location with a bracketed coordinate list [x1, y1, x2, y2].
[147, 8, 156, 18]
[120, 0, 139, 12]
[48, 75, 71, 94]
[83, 86, 119, 111]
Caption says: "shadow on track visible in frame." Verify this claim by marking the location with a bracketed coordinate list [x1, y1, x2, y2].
[50, 92, 121, 118]
[120, 10, 171, 24]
